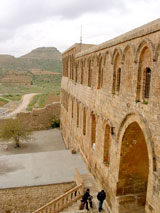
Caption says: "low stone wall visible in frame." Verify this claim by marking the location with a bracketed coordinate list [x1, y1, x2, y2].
[0, 182, 76, 213]
[0, 102, 60, 131]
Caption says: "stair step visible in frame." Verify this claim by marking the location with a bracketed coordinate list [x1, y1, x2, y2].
[60, 173, 110, 213]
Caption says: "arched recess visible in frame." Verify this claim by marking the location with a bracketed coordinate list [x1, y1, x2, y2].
[97, 56, 103, 89]
[104, 50, 112, 65]
[112, 52, 121, 94]
[116, 113, 155, 212]
[88, 58, 92, 87]
[91, 112, 96, 150]
[75, 63, 78, 82]
[136, 45, 153, 101]
[91, 55, 98, 88]
[135, 39, 155, 63]
[104, 124, 111, 164]
[71, 98, 74, 118]
[111, 47, 122, 65]
[122, 46, 134, 96]
[80, 60, 84, 84]
[153, 43, 160, 99]
[83, 107, 86, 135]
[77, 101, 79, 127]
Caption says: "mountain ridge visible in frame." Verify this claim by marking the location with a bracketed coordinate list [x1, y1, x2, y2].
[0, 47, 62, 73]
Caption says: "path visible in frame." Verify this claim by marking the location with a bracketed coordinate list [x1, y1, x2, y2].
[6, 93, 39, 117]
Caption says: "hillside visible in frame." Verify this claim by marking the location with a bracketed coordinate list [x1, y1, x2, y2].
[0, 47, 62, 98]
[20, 47, 62, 73]
[0, 47, 62, 73]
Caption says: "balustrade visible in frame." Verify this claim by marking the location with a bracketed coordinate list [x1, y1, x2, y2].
[33, 184, 83, 213]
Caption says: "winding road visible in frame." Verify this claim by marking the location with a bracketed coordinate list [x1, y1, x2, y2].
[6, 93, 39, 117]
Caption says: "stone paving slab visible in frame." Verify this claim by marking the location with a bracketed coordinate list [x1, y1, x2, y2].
[0, 150, 88, 189]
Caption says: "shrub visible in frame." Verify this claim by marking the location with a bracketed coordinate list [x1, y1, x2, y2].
[51, 120, 60, 128]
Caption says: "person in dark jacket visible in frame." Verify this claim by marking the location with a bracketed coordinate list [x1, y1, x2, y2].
[97, 190, 106, 212]
[82, 188, 90, 210]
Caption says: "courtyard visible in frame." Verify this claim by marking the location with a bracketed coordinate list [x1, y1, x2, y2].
[0, 129, 88, 189]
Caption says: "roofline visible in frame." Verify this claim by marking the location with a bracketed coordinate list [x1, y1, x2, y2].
[76, 18, 160, 58]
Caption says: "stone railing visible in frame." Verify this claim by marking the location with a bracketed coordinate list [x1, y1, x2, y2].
[32, 169, 84, 213]
[32, 184, 83, 213]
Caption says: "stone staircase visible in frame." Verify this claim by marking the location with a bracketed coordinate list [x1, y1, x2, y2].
[60, 173, 110, 213]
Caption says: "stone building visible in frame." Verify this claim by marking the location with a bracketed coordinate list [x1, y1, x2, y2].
[60, 19, 160, 212]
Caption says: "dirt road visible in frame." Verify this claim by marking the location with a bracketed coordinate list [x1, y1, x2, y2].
[7, 93, 39, 117]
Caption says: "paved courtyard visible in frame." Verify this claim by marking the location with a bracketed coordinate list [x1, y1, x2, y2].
[0, 129, 88, 189]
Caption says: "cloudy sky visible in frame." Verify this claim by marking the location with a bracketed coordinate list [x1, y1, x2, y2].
[0, 0, 159, 57]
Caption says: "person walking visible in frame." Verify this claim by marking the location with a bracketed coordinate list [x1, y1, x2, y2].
[81, 188, 90, 210]
[97, 190, 106, 212]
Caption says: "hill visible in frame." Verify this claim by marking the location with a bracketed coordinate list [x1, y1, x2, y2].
[0, 47, 62, 73]
[0, 47, 62, 97]
[19, 47, 62, 73]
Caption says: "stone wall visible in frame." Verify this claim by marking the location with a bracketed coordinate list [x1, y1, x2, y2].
[0, 102, 60, 131]
[61, 19, 160, 213]
[0, 182, 75, 213]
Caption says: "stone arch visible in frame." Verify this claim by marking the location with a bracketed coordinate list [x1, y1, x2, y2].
[117, 113, 155, 174]
[91, 54, 97, 66]
[83, 58, 87, 67]
[91, 111, 97, 150]
[88, 57, 92, 87]
[75, 62, 78, 82]
[154, 42, 160, 61]
[112, 52, 121, 94]
[83, 107, 86, 135]
[70, 55, 73, 79]
[116, 113, 155, 212]
[104, 50, 112, 65]
[80, 59, 84, 84]
[71, 97, 75, 118]
[135, 38, 155, 63]
[97, 55, 103, 89]
[122, 45, 134, 96]
[122, 44, 135, 64]
[103, 123, 111, 164]
[76, 101, 80, 127]
[111, 47, 122, 65]
[136, 45, 153, 101]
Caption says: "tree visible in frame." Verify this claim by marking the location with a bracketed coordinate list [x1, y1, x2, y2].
[0, 119, 32, 148]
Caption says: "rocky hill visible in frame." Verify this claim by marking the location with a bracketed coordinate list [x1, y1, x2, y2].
[0, 47, 62, 74]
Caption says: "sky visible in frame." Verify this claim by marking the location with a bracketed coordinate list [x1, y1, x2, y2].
[0, 0, 159, 57]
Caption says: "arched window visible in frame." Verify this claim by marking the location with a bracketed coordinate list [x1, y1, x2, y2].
[88, 60, 92, 87]
[112, 53, 121, 94]
[83, 108, 86, 135]
[66, 58, 69, 77]
[116, 68, 121, 92]
[91, 113, 96, 150]
[77, 103, 79, 127]
[81, 62, 83, 84]
[97, 57, 103, 89]
[136, 46, 152, 102]
[72, 98, 74, 118]
[144, 68, 151, 99]
[104, 125, 110, 164]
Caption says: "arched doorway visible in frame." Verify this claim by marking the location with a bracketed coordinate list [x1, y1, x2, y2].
[117, 121, 149, 212]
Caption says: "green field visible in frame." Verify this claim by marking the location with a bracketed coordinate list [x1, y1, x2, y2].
[0, 97, 9, 106]
[0, 46, 62, 110]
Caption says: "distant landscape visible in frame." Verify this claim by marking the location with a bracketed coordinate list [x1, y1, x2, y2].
[0, 47, 62, 110]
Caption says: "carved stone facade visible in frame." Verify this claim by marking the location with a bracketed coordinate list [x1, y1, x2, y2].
[60, 19, 160, 212]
